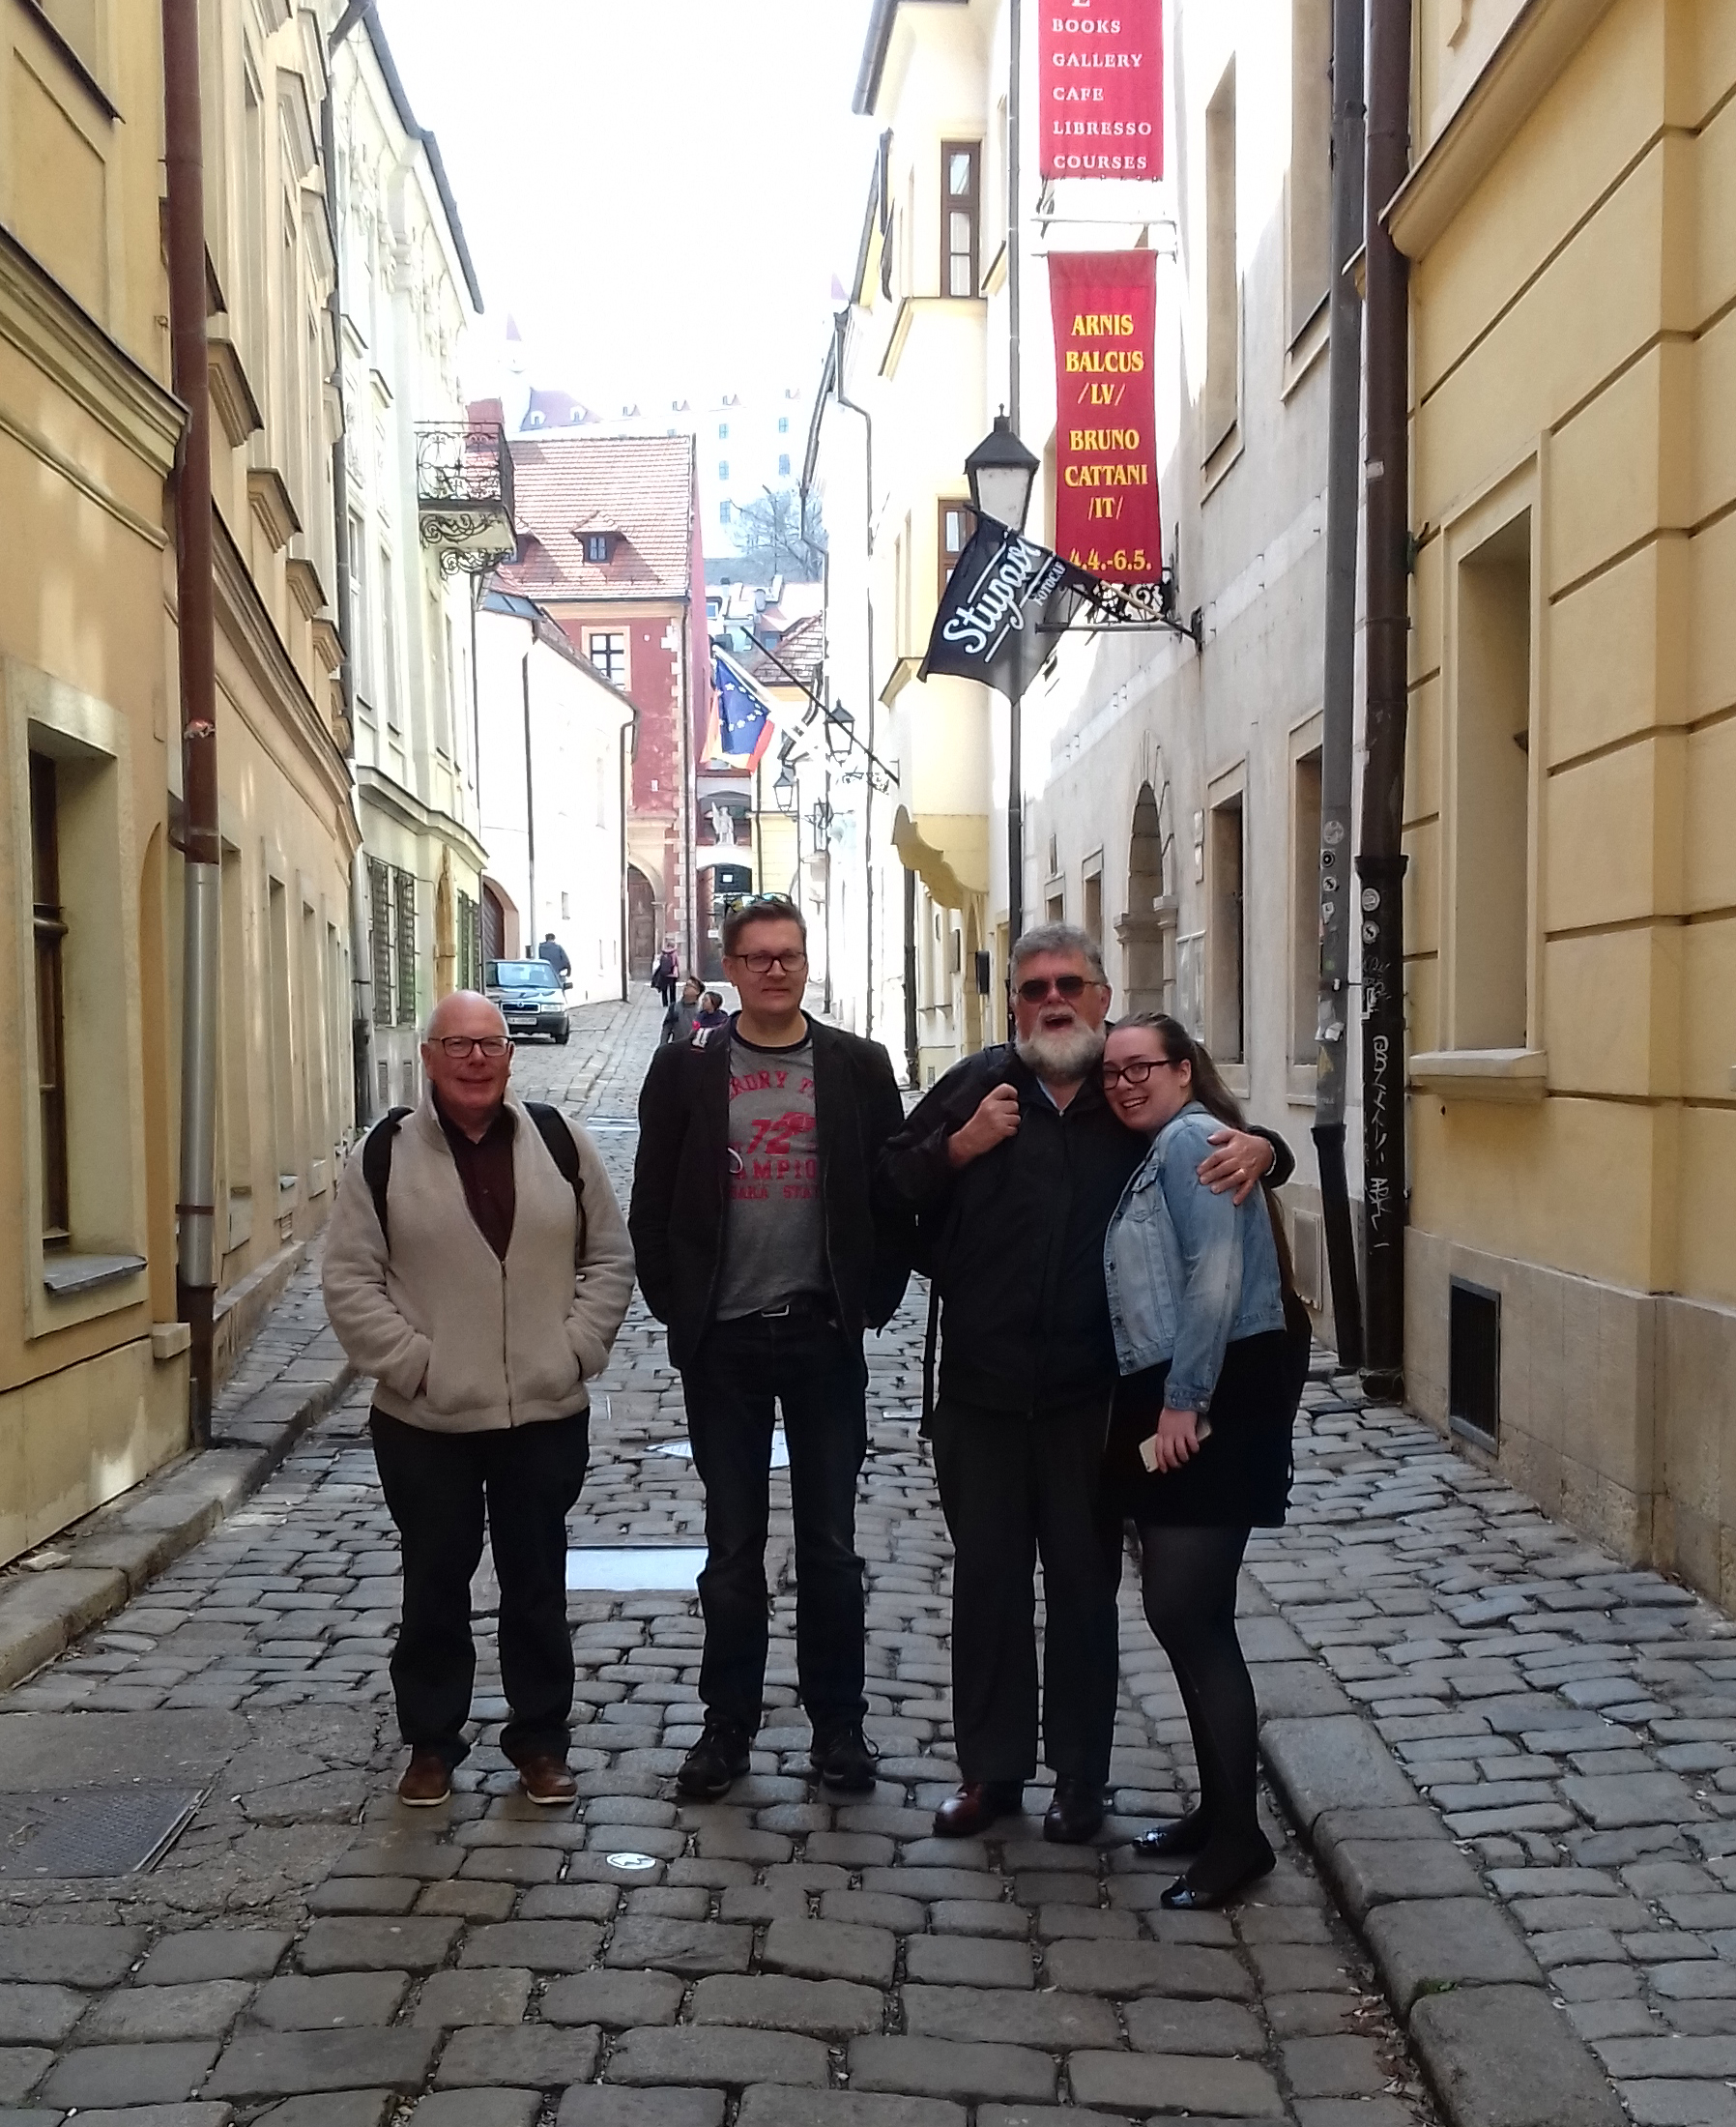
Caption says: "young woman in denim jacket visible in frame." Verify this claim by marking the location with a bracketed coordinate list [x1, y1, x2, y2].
[1101, 1013, 1311, 1908]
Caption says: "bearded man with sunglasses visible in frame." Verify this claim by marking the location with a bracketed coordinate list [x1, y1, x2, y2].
[324, 989, 635, 1807]
[630, 897, 911, 1801]
[878, 924, 1291, 1843]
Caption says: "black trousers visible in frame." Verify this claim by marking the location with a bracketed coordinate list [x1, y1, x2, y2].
[680, 1311, 868, 1734]
[370, 1407, 590, 1767]
[930, 1392, 1119, 1788]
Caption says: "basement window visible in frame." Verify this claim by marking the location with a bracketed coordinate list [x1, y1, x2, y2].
[1448, 1278, 1500, 1450]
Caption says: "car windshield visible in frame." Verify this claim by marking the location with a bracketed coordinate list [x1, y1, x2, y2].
[489, 963, 550, 989]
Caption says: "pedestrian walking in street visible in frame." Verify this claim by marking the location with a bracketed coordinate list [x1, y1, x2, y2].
[694, 989, 729, 1032]
[877, 924, 1290, 1844]
[537, 931, 573, 990]
[323, 988, 635, 1809]
[651, 942, 680, 1005]
[629, 894, 911, 1800]
[1099, 1013, 1312, 1907]
[661, 976, 705, 1046]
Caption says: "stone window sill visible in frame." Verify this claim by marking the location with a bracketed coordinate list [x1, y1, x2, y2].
[43, 1252, 148, 1297]
[1411, 1048, 1547, 1102]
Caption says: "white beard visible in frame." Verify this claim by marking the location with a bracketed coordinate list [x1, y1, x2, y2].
[1016, 1021, 1106, 1086]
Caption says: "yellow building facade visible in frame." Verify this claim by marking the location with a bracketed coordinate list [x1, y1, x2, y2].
[0, 0, 359, 1568]
[1398, 0, 1736, 1594]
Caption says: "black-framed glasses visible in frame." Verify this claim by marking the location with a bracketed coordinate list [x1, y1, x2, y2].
[435, 1034, 511, 1059]
[733, 950, 809, 975]
[1015, 973, 1095, 1004]
[1101, 1057, 1181, 1089]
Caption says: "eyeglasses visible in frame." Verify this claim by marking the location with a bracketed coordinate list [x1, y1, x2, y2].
[1101, 1057, 1181, 1089]
[1015, 973, 1096, 1004]
[434, 1034, 511, 1059]
[732, 950, 808, 975]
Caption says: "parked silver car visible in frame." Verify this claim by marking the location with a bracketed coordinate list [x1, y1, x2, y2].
[485, 960, 570, 1044]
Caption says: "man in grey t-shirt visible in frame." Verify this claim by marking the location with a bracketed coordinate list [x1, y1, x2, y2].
[629, 898, 911, 1805]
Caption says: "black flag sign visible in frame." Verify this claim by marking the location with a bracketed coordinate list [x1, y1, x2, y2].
[920, 517, 1097, 705]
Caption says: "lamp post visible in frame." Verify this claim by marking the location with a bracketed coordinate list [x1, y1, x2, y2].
[964, 416, 1040, 1025]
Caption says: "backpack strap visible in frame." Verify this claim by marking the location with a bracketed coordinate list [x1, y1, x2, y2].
[524, 1100, 588, 1259]
[361, 1107, 414, 1247]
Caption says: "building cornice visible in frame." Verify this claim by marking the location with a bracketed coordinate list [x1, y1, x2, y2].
[355, 763, 488, 870]
[0, 223, 184, 479]
[1387, 0, 1622, 260]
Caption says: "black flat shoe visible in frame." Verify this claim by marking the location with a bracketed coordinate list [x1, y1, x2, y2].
[1134, 1808, 1210, 1858]
[1159, 1835, 1276, 1909]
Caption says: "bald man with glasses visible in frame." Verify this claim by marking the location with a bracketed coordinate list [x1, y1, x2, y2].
[325, 989, 634, 1807]
[879, 925, 1292, 1844]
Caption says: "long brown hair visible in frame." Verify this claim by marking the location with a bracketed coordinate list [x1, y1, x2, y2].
[1112, 1013, 1246, 1130]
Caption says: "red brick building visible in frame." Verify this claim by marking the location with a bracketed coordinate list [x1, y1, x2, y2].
[487, 423, 708, 975]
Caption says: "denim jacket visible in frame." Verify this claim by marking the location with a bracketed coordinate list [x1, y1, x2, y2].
[1103, 1102, 1287, 1411]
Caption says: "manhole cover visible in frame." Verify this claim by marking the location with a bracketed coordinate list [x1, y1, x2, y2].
[0, 1786, 204, 1879]
[565, 1547, 709, 1591]
[651, 1433, 788, 1469]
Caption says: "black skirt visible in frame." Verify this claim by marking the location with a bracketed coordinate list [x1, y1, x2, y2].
[1103, 1306, 1310, 1528]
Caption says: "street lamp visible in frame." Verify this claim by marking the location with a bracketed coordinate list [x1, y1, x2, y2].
[773, 758, 797, 812]
[964, 418, 1040, 1027]
[825, 701, 854, 764]
[965, 414, 1040, 532]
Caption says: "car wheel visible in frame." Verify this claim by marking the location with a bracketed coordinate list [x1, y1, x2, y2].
[555, 1023, 570, 1046]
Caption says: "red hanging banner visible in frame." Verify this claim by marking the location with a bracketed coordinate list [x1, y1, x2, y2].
[1037, 0, 1164, 182]
[1049, 249, 1161, 584]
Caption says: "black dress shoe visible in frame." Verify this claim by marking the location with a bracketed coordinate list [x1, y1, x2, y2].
[1043, 1776, 1107, 1845]
[1159, 1834, 1276, 1908]
[1133, 1807, 1210, 1858]
[934, 1781, 1024, 1838]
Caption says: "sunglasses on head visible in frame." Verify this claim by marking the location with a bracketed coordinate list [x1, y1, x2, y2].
[1015, 973, 1095, 1004]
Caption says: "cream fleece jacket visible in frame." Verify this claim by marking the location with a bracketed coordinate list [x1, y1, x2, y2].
[322, 1092, 635, 1433]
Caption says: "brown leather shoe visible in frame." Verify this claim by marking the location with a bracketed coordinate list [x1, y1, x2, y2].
[933, 1780, 1024, 1838]
[516, 1751, 578, 1807]
[396, 1748, 451, 1808]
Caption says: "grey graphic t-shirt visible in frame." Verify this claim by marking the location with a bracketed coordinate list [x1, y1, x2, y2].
[713, 1024, 826, 1321]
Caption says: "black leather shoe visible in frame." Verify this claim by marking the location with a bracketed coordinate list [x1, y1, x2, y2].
[677, 1718, 752, 1800]
[934, 1781, 1024, 1837]
[1160, 1835, 1276, 1908]
[1134, 1808, 1210, 1858]
[809, 1720, 879, 1794]
[1043, 1776, 1107, 1845]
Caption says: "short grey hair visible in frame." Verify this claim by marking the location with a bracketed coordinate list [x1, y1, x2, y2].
[421, 990, 507, 1041]
[1010, 922, 1107, 983]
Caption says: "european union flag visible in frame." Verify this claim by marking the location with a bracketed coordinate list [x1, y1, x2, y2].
[712, 651, 775, 765]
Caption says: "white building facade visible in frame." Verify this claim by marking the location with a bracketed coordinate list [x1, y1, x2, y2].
[333, 16, 489, 1112]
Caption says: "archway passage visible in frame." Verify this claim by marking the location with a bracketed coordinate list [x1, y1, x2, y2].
[626, 866, 656, 977]
[1118, 780, 1172, 1017]
[482, 882, 509, 966]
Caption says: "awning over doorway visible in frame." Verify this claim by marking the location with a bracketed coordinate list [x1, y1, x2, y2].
[891, 806, 988, 912]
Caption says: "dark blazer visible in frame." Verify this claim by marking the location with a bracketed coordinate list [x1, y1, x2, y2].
[878, 1044, 1294, 1413]
[630, 1014, 913, 1369]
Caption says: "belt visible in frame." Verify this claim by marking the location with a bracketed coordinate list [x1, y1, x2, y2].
[754, 1292, 832, 1321]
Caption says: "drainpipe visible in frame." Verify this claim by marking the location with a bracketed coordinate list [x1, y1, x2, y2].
[619, 715, 632, 1002]
[522, 650, 536, 941]
[832, 311, 877, 1037]
[1357, 0, 1413, 1398]
[325, 1, 374, 1126]
[163, 0, 219, 1446]
[903, 866, 919, 1089]
[1312, 0, 1367, 1371]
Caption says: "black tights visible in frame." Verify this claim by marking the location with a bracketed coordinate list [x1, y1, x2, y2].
[1138, 1524, 1271, 1889]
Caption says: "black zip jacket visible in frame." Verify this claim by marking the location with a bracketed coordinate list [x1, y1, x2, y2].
[877, 1044, 1294, 1413]
[630, 1014, 913, 1369]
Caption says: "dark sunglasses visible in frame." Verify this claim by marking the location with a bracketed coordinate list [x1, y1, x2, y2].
[1015, 973, 1095, 1004]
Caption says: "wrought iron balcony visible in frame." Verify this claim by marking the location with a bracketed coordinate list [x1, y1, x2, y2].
[416, 422, 517, 575]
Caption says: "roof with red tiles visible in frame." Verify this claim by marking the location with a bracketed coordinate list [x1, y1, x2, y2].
[495, 431, 698, 604]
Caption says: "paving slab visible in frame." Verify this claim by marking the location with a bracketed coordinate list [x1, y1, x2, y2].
[1364, 1897, 1543, 2010]
[432, 2023, 600, 2087]
[1408, 1984, 1627, 2127]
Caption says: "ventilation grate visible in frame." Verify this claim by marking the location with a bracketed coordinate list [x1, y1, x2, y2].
[1449, 1278, 1501, 1449]
[0, 1786, 204, 1879]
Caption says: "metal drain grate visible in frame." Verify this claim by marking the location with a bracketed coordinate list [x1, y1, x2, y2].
[0, 1786, 204, 1879]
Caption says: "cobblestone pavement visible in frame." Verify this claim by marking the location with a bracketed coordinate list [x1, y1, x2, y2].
[0, 987, 1433, 2127]
[1254, 1389, 1736, 2125]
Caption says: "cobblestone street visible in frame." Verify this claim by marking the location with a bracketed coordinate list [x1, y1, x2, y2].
[0, 993, 1724, 2125]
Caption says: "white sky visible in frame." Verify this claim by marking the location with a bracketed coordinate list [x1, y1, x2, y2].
[372, 0, 882, 412]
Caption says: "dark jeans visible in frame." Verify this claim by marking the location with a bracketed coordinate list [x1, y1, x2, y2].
[370, 1407, 590, 1767]
[680, 1310, 868, 1734]
[930, 1392, 1119, 1788]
